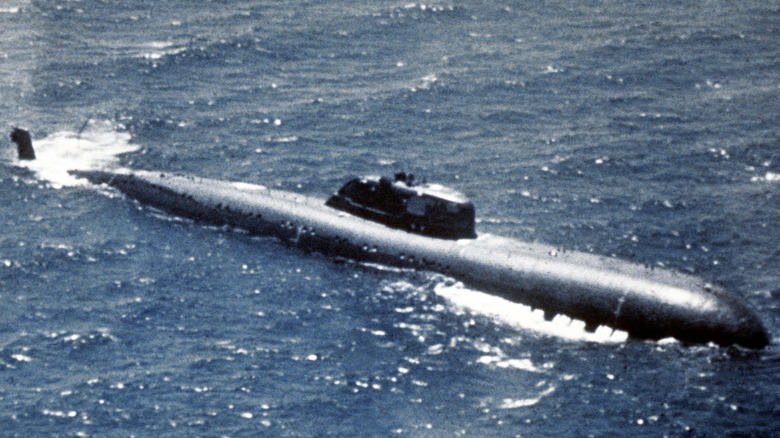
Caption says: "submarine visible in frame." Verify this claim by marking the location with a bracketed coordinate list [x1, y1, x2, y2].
[11, 129, 771, 349]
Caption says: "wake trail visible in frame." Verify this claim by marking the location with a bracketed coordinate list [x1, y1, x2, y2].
[14, 120, 139, 188]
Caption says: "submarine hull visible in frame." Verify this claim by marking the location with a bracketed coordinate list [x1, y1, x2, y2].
[69, 169, 770, 349]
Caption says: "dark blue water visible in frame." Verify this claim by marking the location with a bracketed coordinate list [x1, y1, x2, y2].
[2, 1, 778, 436]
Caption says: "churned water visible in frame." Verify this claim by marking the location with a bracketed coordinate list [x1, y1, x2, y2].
[1, 1, 778, 436]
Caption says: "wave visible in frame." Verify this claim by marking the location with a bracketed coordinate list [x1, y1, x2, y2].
[137, 41, 188, 61]
[434, 282, 628, 344]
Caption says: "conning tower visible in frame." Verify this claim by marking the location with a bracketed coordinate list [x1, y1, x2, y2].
[326, 173, 476, 239]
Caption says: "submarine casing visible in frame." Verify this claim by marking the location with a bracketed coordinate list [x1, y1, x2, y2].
[68, 168, 770, 349]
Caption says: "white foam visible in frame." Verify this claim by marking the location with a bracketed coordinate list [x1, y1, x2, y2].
[15, 120, 139, 188]
[434, 282, 628, 344]
[476, 356, 544, 372]
[139, 41, 186, 60]
[499, 387, 556, 409]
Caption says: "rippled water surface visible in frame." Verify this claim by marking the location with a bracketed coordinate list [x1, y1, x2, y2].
[1, 1, 778, 436]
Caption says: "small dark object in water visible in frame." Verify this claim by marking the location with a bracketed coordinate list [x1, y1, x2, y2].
[11, 128, 35, 160]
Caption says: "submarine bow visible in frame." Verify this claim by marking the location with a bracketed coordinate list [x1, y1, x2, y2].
[68, 168, 770, 349]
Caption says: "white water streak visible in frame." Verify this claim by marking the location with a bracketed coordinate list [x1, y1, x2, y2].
[434, 282, 628, 344]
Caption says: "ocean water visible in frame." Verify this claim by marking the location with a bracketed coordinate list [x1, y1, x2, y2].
[1, 0, 778, 436]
